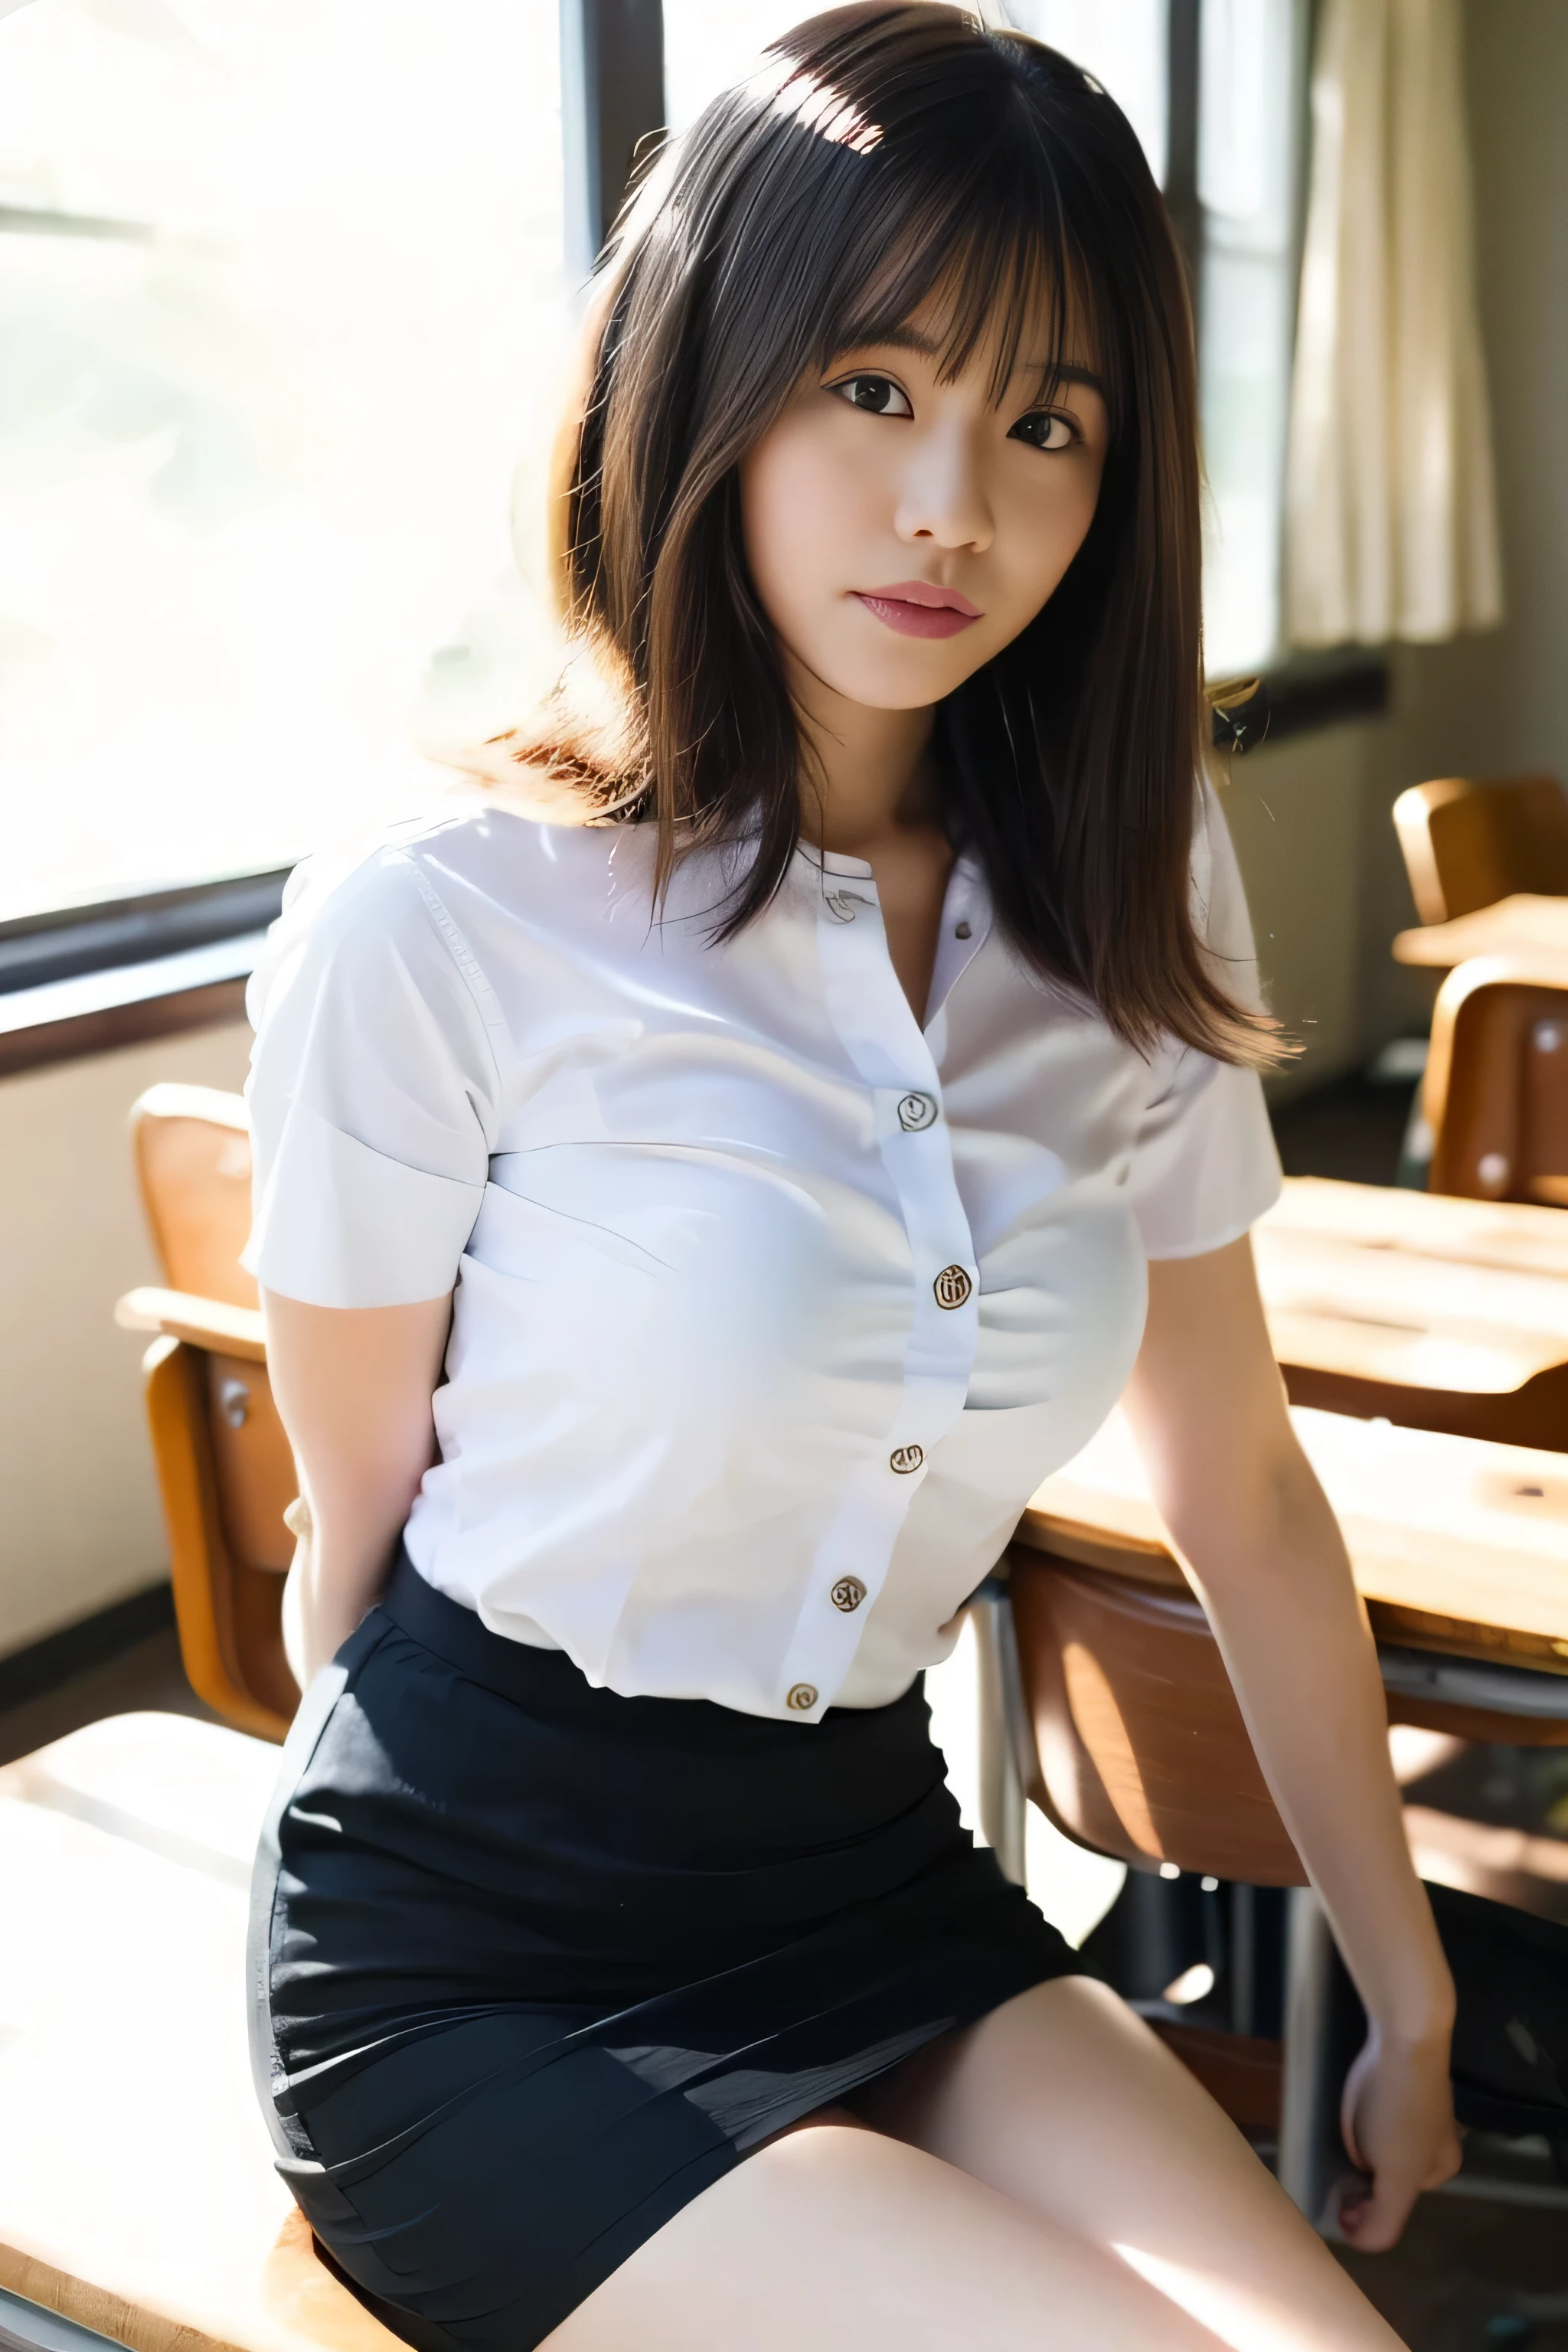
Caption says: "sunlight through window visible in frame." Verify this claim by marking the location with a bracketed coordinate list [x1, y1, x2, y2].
[0, 0, 568, 921]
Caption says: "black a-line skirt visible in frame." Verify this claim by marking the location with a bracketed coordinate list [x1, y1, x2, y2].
[247, 1550, 1087, 2352]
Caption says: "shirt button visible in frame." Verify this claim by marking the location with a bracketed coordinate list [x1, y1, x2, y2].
[830, 1576, 867, 1612]
[954, 920, 972, 939]
[889, 1443, 924, 1474]
[933, 1265, 972, 1309]
[897, 1091, 938, 1132]
[786, 1683, 818, 1710]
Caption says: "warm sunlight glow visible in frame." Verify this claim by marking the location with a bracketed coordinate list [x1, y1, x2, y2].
[764, 62, 884, 154]
[1112, 2240, 1304, 2352]
[1161, 1961, 1217, 2005]
[0, 0, 569, 920]
[1060, 1639, 1163, 1857]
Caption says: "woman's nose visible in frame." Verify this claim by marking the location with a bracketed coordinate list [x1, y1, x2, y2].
[893, 428, 994, 553]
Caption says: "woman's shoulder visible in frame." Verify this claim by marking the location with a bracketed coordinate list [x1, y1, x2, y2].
[247, 795, 643, 1034]
[302, 792, 632, 920]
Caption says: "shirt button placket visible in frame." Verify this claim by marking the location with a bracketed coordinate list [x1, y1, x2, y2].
[794, 862, 982, 1719]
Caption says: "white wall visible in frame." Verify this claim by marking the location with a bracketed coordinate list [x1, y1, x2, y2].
[0, 1021, 252, 1658]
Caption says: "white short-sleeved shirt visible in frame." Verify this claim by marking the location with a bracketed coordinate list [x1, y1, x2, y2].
[246, 784, 1281, 1720]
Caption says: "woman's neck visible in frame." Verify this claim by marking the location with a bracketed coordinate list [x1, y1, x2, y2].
[786, 648, 942, 859]
[782, 646, 956, 1021]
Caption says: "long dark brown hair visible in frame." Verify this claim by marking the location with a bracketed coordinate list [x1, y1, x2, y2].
[510, 2, 1275, 1064]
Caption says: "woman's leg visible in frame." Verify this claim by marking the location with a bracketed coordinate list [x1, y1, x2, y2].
[546, 2112, 1237, 2352]
[856, 1976, 1407, 2352]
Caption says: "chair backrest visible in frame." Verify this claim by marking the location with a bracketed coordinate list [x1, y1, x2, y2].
[128, 1085, 299, 1740]
[1424, 956, 1568, 1206]
[1007, 1549, 1309, 1888]
[1393, 775, 1568, 926]
[132, 1082, 257, 1305]
[130, 1083, 296, 1570]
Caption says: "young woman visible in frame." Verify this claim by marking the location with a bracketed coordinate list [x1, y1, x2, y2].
[245, 10, 1459, 2347]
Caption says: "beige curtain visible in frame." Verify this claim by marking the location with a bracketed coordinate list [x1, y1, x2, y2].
[1283, 0, 1502, 647]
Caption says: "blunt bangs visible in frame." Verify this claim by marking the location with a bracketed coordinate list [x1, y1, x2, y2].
[784, 76, 1109, 423]
[677, 18, 1123, 449]
[522, 3, 1280, 1070]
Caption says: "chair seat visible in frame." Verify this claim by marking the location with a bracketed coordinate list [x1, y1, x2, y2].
[0, 1714, 400, 2352]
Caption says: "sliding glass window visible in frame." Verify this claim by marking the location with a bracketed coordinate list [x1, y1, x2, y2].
[0, 1, 567, 925]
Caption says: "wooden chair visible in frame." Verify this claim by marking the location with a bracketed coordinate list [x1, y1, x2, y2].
[1421, 956, 1568, 1209]
[0, 1711, 400, 2352]
[1002, 1542, 1568, 1884]
[1393, 774, 1568, 926]
[117, 1085, 299, 1742]
[981, 1404, 1568, 2221]
[1255, 1174, 1568, 1450]
[1006, 1557, 1306, 1886]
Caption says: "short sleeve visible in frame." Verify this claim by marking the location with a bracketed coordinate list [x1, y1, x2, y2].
[243, 848, 505, 1307]
[1125, 779, 1283, 1261]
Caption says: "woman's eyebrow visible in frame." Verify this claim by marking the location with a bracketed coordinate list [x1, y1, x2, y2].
[1021, 361, 1107, 398]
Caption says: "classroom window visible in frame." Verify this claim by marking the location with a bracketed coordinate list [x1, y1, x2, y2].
[1011, 0, 1306, 680]
[1194, 0, 1304, 678]
[0, 0, 567, 926]
[5, 0, 1305, 930]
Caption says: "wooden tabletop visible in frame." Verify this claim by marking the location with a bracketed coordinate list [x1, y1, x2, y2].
[1256, 1178, 1568, 1395]
[1392, 892, 1568, 969]
[1019, 1404, 1568, 1674]
[0, 1713, 402, 2352]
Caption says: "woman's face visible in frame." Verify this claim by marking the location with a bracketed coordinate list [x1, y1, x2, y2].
[738, 296, 1110, 715]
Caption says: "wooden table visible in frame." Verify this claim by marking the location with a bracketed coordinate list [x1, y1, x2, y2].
[1393, 893, 1568, 969]
[1254, 1178, 1568, 1448]
[1019, 1403, 1568, 1676]
[0, 1713, 400, 2352]
[1260, 1174, 1568, 1280]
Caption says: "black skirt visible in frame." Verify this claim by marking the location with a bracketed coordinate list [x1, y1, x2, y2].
[248, 1551, 1086, 2352]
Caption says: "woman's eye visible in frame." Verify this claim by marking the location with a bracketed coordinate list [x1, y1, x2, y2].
[831, 374, 913, 419]
[1011, 409, 1076, 452]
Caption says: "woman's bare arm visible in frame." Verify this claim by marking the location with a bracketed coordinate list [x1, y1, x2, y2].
[263, 1289, 453, 1687]
[1121, 1236, 1459, 2250]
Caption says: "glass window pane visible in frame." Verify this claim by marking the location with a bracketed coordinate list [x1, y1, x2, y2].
[1197, 0, 1303, 675]
[0, 0, 566, 923]
[663, 2, 817, 129]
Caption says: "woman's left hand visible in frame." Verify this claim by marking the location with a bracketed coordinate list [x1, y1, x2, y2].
[1337, 2022, 1462, 2249]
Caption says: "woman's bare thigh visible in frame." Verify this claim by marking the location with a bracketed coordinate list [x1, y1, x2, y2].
[543, 2115, 1233, 2352]
[854, 1975, 1407, 2352]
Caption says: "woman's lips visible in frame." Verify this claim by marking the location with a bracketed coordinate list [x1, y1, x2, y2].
[851, 582, 982, 639]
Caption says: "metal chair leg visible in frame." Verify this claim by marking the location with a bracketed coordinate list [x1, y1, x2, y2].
[971, 1589, 1028, 1886]
[1279, 1885, 1367, 2233]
